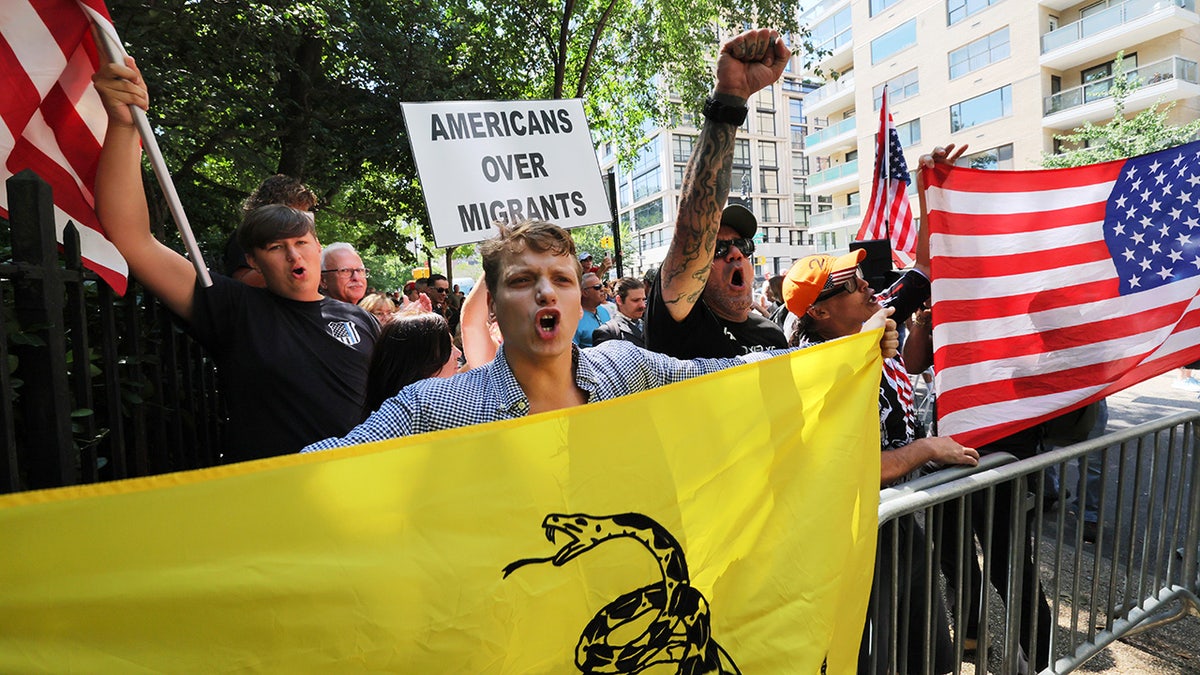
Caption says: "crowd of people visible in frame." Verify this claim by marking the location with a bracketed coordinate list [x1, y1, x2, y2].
[94, 28, 1076, 673]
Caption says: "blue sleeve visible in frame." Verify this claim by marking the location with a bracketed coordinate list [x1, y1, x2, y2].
[300, 387, 419, 452]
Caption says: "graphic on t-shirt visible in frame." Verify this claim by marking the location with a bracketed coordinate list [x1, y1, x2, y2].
[503, 512, 741, 674]
[327, 321, 362, 346]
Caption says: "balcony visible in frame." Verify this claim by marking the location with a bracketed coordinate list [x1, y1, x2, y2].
[804, 116, 858, 155]
[808, 203, 861, 232]
[1040, 0, 1199, 71]
[1043, 56, 1200, 128]
[808, 159, 859, 196]
[809, 27, 854, 74]
[804, 75, 856, 119]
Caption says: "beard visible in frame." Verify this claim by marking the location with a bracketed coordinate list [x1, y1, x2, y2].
[704, 286, 753, 321]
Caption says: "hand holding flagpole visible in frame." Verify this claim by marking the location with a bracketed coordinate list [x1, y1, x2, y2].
[88, 17, 212, 287]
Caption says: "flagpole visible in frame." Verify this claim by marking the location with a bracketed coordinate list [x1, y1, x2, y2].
[882, 90, 891, 249]
[90, 19, 213, 287]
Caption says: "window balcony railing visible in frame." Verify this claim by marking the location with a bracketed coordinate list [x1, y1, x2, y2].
[809, 203, 861, 228]
[813, 26, 853, 57]
[804, 116, 857, 148]
[808, 159, 859, 188]
[805, 75, 856, 110]
[1041, 0, 1196, 54]
[1044, 55, 1200, 115]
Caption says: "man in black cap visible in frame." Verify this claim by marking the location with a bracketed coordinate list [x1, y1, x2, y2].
[646, 199, 787, 358]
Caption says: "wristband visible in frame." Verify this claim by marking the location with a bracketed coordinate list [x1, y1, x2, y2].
[702, 94, 748, 126]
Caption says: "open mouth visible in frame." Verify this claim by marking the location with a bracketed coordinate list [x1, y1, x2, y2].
[730, 268, 745, 288]
[291, 266, 306, 279]
[535, 309, 560, 336]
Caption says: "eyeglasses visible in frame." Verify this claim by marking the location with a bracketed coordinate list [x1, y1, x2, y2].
[322, 267, 369, 279]
[713, 237, 755, 259]
[586, 284, 603, 291]
[432, 287, 449, 294]
[815, 268, 865, 303]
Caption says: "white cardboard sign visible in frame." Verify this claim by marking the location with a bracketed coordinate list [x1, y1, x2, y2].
[402, 99, 610, 248]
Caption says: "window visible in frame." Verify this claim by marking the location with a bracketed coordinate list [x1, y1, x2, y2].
[871, 19, 916, 64]
[1082, 53, 1137, 103]
[732, 167, 752, 195]
[792, 176, 808, 201]
[872, 69, 919, 109]
[733, 139, 751, 166]
[956, 144, 1014, 170]
[633, 198, 663, 230]
[947, 0, 1001, 26]
[632, 168, 661, 201]
[871, 0, 903, 16]
[794, 204, 811, 228]
[671, 134, 696, 163]
[948, 27, 1010, 79]
[756, 110, 776, 135]
[789, 228, 809, 245]
[789, 98, 804, 125]
[811, 6, 852, 52]
[762, 198, 781, 223]
[630, 136, 660, 176]
[761, 168, 780, 193]
[950, 84, 1012, 132]
[757, 85, 775, 109]
[673, 165, 685, 189]
[895, 118, 921, 147]
[759, 141, 778, 167]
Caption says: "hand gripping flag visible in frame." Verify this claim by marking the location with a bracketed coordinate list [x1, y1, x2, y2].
[0, 0, 128, 293]
[926, 141, 1200, 448]
[857, 89, 914, 263]
[0, 331, 884, 673]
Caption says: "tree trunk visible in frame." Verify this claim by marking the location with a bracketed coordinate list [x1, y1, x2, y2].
[276, 31, 324, 179]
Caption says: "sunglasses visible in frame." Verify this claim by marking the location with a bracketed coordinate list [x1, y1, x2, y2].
[713, 237, 755, 259]
[432, 287, 449, 294]
[815, 267, 865, 303]
[586, 284, 604, 291]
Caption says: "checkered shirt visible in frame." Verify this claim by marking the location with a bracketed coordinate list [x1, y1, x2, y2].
[302, 339, 792, 451]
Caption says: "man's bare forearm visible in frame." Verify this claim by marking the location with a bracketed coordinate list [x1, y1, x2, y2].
[659, 109, 740, 309]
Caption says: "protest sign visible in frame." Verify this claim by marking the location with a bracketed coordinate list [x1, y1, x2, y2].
[402, 100, 610, 248]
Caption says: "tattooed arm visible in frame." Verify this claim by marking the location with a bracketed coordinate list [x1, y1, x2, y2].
[659, 29, 791, 322]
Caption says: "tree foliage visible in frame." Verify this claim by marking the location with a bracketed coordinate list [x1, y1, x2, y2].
[1042, 52, 1200, 169]
[109, 0, 810, 267]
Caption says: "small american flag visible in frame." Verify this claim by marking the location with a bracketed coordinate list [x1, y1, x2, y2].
[0, 0, 128, 293]
[926, 141, 1200, 448]
[857, 89, 914, 258]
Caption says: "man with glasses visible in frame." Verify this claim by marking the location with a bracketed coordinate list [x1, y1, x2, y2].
[427, 274, 460, 333]
[573, 272, 611, 347]
[320, 242, 370, 305]
[780, 249, 974, 674]
[644, 32, 792, 359]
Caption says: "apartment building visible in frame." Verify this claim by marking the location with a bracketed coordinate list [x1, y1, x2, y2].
[599, 68, 825, 279]
[801, 0, 1200, 256]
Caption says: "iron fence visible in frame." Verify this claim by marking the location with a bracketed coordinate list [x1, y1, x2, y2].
[0, 170, 224, 493]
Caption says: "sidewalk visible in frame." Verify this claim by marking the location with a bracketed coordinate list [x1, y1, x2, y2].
[1052, 371, 1199, 674]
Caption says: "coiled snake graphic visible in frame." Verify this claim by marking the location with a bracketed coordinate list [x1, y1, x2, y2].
[503, 512, 741, 675]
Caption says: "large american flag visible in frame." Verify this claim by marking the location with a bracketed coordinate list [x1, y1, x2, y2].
[857, 89, 914, 260]
[0, 0, 127, 293]
[927, 141, 1200, 448]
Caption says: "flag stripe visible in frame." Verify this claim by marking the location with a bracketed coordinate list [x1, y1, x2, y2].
[933, 240, 1111, 280]
[857, 90, 914, 256]
[0, 0, 128, 294]
[928, 142, 1200, 448]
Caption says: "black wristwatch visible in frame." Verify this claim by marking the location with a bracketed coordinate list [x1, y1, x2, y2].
[702, 94, 748, 126]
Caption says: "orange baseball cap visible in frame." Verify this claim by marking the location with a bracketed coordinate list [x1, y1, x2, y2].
[782, 249, 867, 317]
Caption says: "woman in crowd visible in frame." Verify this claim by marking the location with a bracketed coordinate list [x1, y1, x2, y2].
[361, 312, 461, 420]
[359, 292, 397, 325]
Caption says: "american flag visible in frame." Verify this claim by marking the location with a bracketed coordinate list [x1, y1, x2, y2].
[926, 141, 1200, 448]
[0, 0, 128, 293]
[857, 89, 914, 260]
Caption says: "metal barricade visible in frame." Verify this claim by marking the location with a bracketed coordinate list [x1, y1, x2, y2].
[869, 411, 1200, 674]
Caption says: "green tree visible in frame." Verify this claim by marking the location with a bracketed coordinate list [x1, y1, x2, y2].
[1042, 52, 1200, 168]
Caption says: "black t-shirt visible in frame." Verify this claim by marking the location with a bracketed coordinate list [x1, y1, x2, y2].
[188, 275, 379, 462]
[644, 277, 787, 359]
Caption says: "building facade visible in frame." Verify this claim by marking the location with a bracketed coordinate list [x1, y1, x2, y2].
[600, 65, 825, 279]
[801, 0, 1200, 256]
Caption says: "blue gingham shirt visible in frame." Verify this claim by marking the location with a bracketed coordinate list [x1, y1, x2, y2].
[302, 339, 792, 451]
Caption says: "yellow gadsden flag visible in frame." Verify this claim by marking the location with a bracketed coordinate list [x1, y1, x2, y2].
[0, 331, 882, 673]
